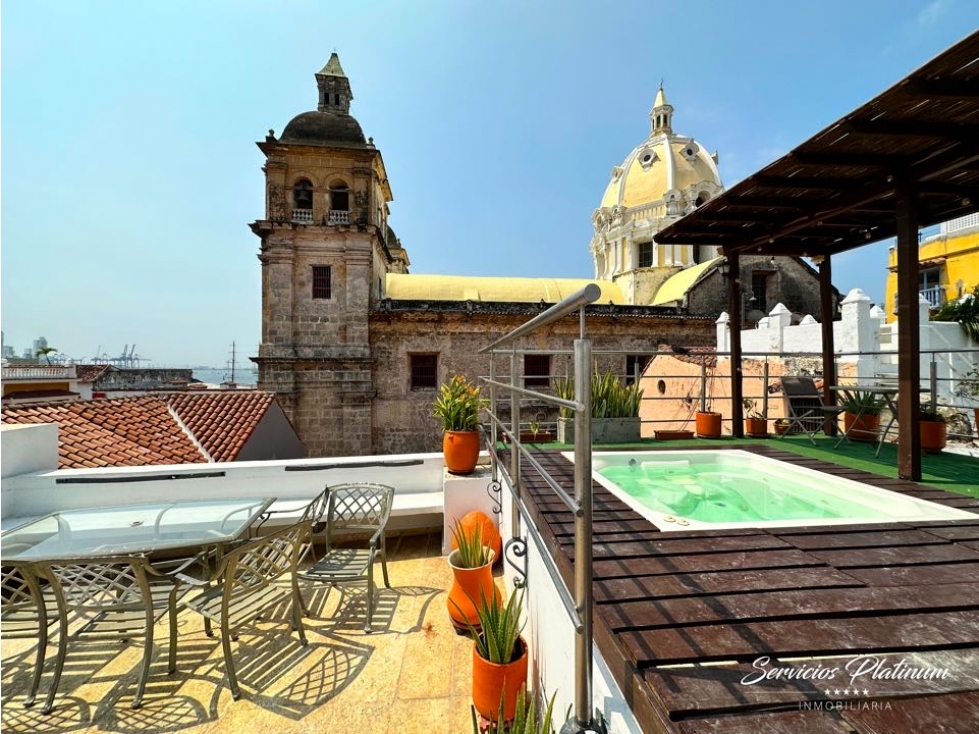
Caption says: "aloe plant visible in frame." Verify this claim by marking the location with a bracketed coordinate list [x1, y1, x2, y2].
[459, 587, 525, 664]
[451, 518, 491, 569]
[472, 685, 556, 734]
[553, 367, 644, 420]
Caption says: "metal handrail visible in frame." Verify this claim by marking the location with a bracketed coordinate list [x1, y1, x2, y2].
[478, 282, 603, 734]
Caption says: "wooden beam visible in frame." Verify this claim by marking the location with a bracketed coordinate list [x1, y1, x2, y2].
[729, 252, 744, 439]
[819, 257, 838, 436]
[902, 78, 979, 100]
[895, 176, 922, 481]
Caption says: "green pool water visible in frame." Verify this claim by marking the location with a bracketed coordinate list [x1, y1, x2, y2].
[598, 462, 878, 523]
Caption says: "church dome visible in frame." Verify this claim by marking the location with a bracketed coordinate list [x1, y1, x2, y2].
[280, 111, 366, 146]
[598, 86, 722, 211]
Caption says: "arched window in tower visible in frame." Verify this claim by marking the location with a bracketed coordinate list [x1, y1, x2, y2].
[292, 179, 313, 223]
[695, 191, 709, 208]
[328, 182, 350, 225]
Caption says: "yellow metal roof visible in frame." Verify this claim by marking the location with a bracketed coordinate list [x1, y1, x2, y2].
[651, 257, 721, 306]
[386, 273, 627, 304]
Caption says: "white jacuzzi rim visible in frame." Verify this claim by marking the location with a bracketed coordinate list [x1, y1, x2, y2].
[560, 448, 977, 532]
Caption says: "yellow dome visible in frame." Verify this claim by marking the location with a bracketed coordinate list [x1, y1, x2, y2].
[600, 138, 721, 210]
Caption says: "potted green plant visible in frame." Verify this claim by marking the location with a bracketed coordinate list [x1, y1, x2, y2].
[955, 364, 979, 434]
[742, 398, 768, 438]
[553, 367, 643, 444]
[447, 519, 501, 631]
[458, 588, 528, 723]
[838, 389, 886, 442]
[433, 375, 487, 474]
[919, 405, 948, 453]
[472, 685, 556, 733]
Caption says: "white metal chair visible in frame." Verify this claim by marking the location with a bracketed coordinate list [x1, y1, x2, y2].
[297, 483, 394, 633]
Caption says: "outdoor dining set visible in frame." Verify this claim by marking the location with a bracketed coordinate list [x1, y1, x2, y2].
[0, 483, 395, 714]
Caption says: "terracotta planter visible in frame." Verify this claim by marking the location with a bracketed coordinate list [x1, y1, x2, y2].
[443, 430, 481, 475]
[446, 549, 500, 631]
[654, 429, 694, 441]
[920, 420, 947, 453]
[695, 411, 722, 439]
[472, 636, 528, 722]
[843, 413, 880, 442]
[774, 422, 790, 436]
[745, 417, 768, 437]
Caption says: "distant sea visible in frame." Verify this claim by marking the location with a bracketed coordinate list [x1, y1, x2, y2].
[192, 368, 258, 387]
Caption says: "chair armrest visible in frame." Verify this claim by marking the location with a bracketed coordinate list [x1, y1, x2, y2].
[368, 528, 384, 549]
[148, 550, 215, 585]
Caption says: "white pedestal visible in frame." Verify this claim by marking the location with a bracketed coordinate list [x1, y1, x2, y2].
[442, 467, 501, 555]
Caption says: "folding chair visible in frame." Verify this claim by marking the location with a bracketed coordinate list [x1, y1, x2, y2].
[297, 483, 394, 633]
[778, 376, 843, 444]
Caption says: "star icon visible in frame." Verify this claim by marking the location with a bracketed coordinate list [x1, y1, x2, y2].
[863, 689, 870, 696]
[842, 688, 850, 696]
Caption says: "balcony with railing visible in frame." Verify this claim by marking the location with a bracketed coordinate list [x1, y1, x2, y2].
[327, 209, 349, 225]
[290, 208, 313, 224]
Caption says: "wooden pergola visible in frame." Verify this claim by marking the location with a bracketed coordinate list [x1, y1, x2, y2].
[656, 30, 979, 480]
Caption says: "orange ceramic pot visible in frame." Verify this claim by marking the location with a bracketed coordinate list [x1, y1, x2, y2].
[745, 417, 768, 437]
[451, 510, 502, 564]
[446, 549, 500, 631]
[696, 411, 722, 438]
[844, 413, 880, 442]
[920, 420, 947, 453]
[472, 636, 528, 722]
[443, 430, 481, 475]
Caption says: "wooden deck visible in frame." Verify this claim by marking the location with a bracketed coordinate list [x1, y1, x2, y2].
[521, 445, 979, 734]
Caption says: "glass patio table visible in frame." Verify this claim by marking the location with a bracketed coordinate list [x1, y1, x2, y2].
[0, 497, 274, 562]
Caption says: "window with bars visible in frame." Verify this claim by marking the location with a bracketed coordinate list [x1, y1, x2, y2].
[638, 242, 654, 268]
[625, 355, 653, 385]
[410, 354, 438, 389]
[523, 354, 551, 388]
[312, 266, 331, 299]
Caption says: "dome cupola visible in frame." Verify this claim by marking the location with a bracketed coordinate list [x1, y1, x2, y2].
[280, 53, 367, 147]
[589, 84, 724, 303]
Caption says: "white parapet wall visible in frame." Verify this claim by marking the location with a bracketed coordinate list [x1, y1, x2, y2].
[1, 423, 60, 479]
[0, 447, 449, 529]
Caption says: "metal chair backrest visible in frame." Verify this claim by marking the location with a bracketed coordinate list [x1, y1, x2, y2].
[301, 488, 329, 532]
[219, 521, 310, 599]
[1, 561, 46, 632]
[38, 556, 154, 613]
[781, 375, 820, 399]
[326, 483, 394, 543]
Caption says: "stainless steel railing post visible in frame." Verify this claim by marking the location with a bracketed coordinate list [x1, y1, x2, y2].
[572, 337, 593, 730]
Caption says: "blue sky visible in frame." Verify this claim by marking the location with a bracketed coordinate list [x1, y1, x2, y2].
[2, 1, 977, 366]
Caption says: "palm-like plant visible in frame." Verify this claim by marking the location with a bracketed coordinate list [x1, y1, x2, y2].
[932, 284, 979, 342]
[35, 346, 58, 365]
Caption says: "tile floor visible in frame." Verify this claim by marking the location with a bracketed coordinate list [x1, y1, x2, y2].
[1, 533, 484, 734]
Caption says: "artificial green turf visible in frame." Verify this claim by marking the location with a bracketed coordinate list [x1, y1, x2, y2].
[510, 435, 979, 499]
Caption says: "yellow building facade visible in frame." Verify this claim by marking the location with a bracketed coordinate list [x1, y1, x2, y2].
[885, 213, 979, 320]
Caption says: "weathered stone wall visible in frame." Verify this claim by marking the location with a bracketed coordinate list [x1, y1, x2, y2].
[368, 310, 715, 456]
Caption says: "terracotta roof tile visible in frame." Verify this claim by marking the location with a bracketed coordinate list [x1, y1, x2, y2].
[2, 398, 206, 470]
[74, 364, 112, 382]
[164, 391, 275, 462]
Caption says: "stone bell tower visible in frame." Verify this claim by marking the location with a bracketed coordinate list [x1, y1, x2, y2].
[250, 54, 409, 457]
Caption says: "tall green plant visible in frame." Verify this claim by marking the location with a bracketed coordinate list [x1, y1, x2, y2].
[472, 685, 557, 734]
[458, 588, 525, 664]
[932, 285, 979, 342]
[552, 368, 644, 420]
[433, 375, 486, 431]
[451, 518, 491, 569]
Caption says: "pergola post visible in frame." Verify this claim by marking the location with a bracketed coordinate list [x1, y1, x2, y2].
[818, 256, 838, 435]
[728, 251, 744, 437]
[895, 176, 922, 481]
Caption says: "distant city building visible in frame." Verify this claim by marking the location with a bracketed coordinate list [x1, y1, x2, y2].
[885, 212, 979, 319]
[252, 56, 836, 458]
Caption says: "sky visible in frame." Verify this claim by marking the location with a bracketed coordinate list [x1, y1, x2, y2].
[2, 1, 978, 367]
